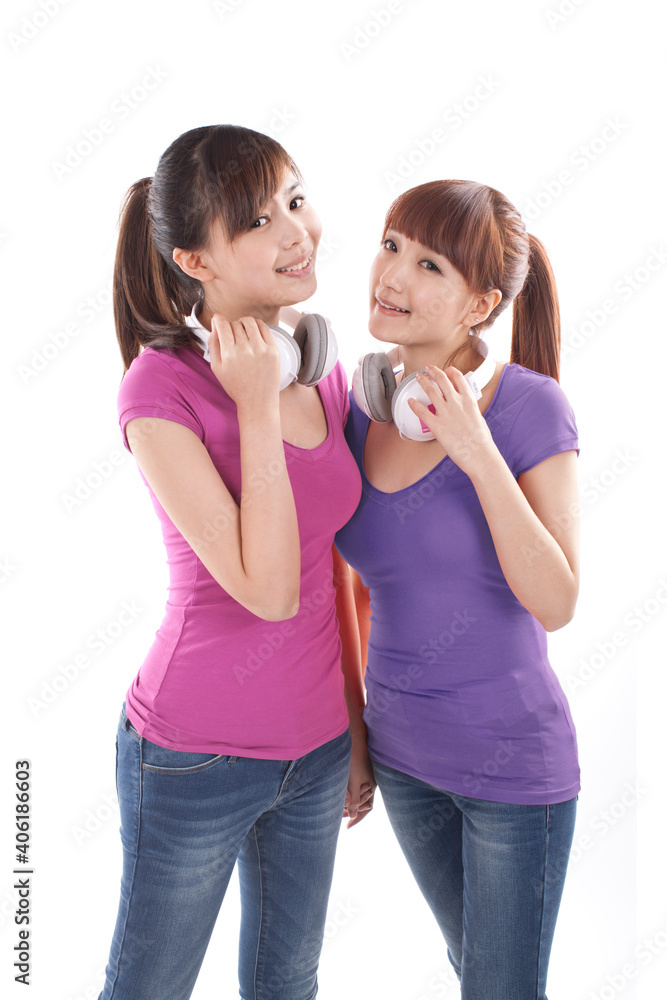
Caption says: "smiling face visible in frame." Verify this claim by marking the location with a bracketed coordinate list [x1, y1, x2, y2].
[369, 229, 484, 362]
[178, 167, 322, 325]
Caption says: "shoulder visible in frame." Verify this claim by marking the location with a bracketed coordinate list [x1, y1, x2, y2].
[493, 364, 576, 427]
[490, 365, 579, 477]
[118, 347, 208, 449]
[119, 346, 209, 405]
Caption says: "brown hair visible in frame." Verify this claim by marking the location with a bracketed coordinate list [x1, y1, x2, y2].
[383, 180, 561, 380]
[113, 125, 300, 373]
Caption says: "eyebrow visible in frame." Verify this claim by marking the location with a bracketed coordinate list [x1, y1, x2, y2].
[386, 228, 445, 259]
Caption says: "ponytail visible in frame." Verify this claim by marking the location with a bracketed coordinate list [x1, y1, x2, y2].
[511, 234, 561, 382]
[113, 177, 198, 374]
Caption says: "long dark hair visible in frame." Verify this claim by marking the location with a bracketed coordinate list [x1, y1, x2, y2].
[383, 180, 561, 380]
[113, 125, 300, 373]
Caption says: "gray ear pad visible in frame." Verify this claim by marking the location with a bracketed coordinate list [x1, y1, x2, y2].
[361, 352, 397, 422]
[292, 314, 330, 386]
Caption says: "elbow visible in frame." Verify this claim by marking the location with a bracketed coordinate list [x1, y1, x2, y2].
[540, 596, 578, 633]
[246, 585, 300, 621]
[259, 600, 300, 622]
[210, 566, 300, 621]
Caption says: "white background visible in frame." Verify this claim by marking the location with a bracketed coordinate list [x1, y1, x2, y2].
[2, 1, 665, 998]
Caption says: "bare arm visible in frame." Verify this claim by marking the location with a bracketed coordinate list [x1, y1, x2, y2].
[126, 315, 300, 621]
[332, 545, 376, 827]
[468, 448, 579, 631]
[351, 566, 371, 677]
[410, 366, 579, 632]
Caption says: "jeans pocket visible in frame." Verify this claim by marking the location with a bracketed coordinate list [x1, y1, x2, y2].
[119, 703, 232, 773]
[141, 737, 230, 774]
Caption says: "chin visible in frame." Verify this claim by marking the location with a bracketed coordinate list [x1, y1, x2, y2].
[368, 315, 398, 345]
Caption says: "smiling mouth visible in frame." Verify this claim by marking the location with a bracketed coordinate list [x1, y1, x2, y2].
[376, 296, 409, 313]
[277, 254, 313, 274]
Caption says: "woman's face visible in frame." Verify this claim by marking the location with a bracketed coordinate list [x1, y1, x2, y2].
[199, 167, 322, 322]
[368, 229, 478, 352]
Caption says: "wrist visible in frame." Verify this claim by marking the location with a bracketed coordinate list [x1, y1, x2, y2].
[347, 712, 368, 741]
[463, 436, 503, 483]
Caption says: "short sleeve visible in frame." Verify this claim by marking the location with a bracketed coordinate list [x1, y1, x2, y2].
[505, 375, 579, 478]
[117, 350, 205, 451]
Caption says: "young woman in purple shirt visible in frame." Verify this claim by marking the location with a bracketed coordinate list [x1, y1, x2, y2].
[335, 180, 580, 999]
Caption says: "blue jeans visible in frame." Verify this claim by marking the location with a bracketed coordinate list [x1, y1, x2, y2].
[99, 706, 352, 1000]
[372, 760, 577, 1000]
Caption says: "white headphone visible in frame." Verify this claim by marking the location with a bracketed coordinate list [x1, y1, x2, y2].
[352, 336, 496, 442]
[185, 304, 338, 389]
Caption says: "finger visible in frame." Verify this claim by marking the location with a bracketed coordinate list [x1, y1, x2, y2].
[415, 372, 446, 408]
[407, 396, 436, 424]
[431, 365, 472, 398]
[210, 314, 232, 358]
[232, 317, 256, 342]
[422, 366, 454, 398]
[346, 802, 374, 828]
[254, 318, 280, 348]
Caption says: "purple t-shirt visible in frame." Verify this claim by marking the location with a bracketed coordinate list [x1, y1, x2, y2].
[117, 346, 362, 757]
[335, 363, 580, 805]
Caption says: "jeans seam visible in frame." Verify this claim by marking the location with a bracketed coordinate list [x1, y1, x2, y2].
[533, 804, 550, 1000]
[250, 824, 264, 1000]
[106, 726, 144, 998]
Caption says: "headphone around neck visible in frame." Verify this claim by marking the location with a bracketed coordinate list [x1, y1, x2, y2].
[352, 336, 496, 442]
[185, 304, 338, 389]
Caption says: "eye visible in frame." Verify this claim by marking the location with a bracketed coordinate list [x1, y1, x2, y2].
[419, 259, 441, 272]
[289, 194, 305, 210]
[249, 215, 269, 229]
[382, 238, 397, 252]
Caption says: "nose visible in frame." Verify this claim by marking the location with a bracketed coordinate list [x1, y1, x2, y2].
[378, 256, 403, 292]
[282, 210, 309, 249]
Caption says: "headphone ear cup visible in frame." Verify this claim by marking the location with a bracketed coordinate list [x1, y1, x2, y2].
[353, 353, 397, 422]
[267, 325, 301, 390]
[391, 372, 436, 441]
[292, 314, 338, 386]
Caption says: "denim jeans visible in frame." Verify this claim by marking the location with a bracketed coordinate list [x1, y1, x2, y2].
[372, 760, 577, 1000]
[98, 706, 352, 1000]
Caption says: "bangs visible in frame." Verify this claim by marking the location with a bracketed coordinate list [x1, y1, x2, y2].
[196, 125, 302, 241]
[384, 180, 504, 293]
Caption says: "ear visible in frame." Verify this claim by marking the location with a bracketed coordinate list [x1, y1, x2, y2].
[466, 288, 502, 327]
[172, 247, 215, 283]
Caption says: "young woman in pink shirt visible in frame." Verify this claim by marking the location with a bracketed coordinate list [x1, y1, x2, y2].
[98, 124, 374, 1000]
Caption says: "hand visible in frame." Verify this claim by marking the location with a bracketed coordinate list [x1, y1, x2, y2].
[208, 314, 281, 411]
[343, 741, 377, 829]
[409, 365, 496, 477]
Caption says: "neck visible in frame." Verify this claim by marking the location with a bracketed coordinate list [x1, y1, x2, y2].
[198, 299, 280, 330]
[398, 332, 481, 379]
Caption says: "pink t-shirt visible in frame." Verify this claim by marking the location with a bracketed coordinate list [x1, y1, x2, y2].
[117, 345, 362, 757]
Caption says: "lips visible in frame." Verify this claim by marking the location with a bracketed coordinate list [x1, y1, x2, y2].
[277, 252, 313, 274]
[375, 295, 409, 314]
